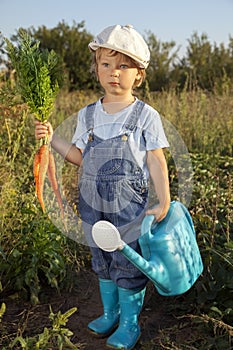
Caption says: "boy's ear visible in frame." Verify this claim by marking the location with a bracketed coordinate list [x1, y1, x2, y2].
[136, 71, 141, 80]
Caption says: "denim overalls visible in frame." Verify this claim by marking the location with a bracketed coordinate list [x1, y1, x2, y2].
[78, 100, 149, 289]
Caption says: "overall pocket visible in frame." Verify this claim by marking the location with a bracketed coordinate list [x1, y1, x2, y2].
[90, 146, 123, 175]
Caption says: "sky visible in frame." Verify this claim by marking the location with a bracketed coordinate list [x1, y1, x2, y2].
[0, 0, 233, 57]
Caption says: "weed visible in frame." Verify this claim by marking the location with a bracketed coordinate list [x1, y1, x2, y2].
[9, 306, 81, 350]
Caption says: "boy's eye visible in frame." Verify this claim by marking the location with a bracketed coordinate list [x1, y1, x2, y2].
[120, 64, 128, 69]
[102, 63, 109, 67]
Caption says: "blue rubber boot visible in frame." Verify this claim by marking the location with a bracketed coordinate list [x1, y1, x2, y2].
[88, 278, 120, 337]
[106, 286, 146, 349]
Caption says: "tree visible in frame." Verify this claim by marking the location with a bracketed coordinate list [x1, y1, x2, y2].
[27, 21, 95, 90]
[145, 31, 179, 91]
[186, 32, 214, 90]
[180, 32, 233, 91]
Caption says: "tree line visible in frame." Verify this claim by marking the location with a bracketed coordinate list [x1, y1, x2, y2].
[1, 20, 233, 93]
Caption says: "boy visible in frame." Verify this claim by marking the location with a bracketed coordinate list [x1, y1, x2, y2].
[35, 24, 170, 349]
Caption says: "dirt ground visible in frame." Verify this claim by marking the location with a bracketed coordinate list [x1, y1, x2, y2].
[2, 269, 179, 350]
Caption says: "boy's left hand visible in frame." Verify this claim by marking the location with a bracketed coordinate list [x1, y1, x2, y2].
[146, 202, 170, 222]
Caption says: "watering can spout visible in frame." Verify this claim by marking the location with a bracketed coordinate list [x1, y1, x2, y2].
[92, 201, 203, 297]
[120, 244, 171, 294]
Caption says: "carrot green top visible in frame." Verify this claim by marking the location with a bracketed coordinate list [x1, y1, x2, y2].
[5, 29, 60, 122]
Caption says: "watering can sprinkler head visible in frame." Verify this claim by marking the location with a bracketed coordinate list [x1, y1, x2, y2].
[92, 220, 125, 252]
[92, 201, 204, 296]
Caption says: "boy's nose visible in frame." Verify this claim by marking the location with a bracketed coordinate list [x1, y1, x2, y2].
[111, 70, 119, 77]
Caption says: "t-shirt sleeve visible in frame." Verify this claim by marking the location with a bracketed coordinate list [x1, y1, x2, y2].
[143, 108, 169, 150]
[71, 108, 88, 149]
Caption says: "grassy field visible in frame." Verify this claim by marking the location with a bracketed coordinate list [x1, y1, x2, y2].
[0, 85, 232, 349]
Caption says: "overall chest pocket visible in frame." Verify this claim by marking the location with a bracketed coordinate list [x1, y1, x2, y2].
[90, 146, 123, 175]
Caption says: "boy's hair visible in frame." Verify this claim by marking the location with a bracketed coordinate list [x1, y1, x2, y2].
[90, 48, 146, 88]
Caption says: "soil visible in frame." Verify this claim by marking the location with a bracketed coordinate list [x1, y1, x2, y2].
[1, 269, 180, 350]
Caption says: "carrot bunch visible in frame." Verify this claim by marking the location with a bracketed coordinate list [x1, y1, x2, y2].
[5, 30, 65, 219]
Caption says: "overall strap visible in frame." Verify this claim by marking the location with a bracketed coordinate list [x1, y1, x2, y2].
[124, 100, 145, 133]
[85, 102, 96, 132]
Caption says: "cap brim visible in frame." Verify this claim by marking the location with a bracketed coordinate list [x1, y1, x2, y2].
[88, 42, 149, 69]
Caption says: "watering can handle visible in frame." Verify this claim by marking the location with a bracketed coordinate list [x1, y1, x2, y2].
[141, 214, 155, 236]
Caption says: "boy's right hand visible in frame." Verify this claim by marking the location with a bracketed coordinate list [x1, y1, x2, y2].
[34, 120, 54, 143]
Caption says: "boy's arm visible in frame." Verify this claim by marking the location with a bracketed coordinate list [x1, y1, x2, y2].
[51, 134, 82, 166]
[146, 148, 170, 222]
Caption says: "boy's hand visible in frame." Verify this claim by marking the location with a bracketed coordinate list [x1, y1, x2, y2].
[34, 120, 53, 143]
[146, 202, 170, 222]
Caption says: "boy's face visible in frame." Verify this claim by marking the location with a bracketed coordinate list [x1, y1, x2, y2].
[96, 49, 141, 97]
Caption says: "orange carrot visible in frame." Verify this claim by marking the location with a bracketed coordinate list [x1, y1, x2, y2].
[33, 144, 49, 212]
[47, 150, 65, 220]
[33, 150, 40, 186]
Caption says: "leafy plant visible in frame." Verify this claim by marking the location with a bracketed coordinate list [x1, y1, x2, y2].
[10, 306, 80, 350]
[2, 211, 68, 304]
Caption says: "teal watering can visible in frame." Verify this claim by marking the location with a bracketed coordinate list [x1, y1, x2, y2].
[92, 201, 203, 296]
